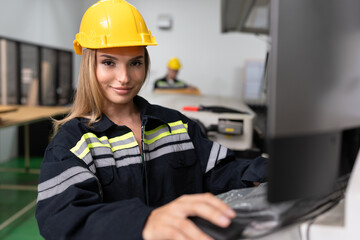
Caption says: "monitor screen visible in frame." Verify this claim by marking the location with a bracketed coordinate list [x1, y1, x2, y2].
[266, 0, 360, 203]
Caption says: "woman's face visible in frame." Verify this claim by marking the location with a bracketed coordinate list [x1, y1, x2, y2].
[96, 46, 146, 107]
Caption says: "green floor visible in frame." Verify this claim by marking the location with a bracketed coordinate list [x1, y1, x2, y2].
[0, 157, 43, 240]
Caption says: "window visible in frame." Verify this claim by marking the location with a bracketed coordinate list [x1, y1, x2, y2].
[0, 36, 73, 106]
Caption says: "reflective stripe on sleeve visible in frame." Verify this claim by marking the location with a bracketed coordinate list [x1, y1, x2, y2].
[205, 142, 228, 173]
[70, 133, 111, 159]
[37, 166, 96, 202]
[94, 158, 116, 168]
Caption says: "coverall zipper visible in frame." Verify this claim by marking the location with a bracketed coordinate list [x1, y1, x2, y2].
[141, 124, 150, 206]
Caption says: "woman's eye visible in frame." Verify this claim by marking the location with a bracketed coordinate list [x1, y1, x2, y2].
[130, 61, 143, 67]
[102, 60, 114, 66]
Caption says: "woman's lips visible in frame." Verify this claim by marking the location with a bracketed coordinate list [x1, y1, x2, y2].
[112, 86, 131, 94]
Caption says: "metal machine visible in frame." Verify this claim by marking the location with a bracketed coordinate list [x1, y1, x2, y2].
[140, 92, 255, 152]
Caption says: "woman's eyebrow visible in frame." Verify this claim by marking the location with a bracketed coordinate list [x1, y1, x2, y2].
[98, 55, 144, 61]
[99, 54, 118, 60]
[130, 55, 144, 61]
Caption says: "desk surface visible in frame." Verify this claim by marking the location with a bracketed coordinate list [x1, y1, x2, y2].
[154, 88, 201, 95]
[0, 105, 18, 114]
[140, 92, 254, 114]
[0, 105, 70, 128]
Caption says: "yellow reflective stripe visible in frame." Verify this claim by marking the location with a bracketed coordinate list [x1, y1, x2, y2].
[71, 133, 111, 159]
[144, 131, 170, 145]
[70, 134, 87, 153]
[168, 120, 184, 127]
[112, 141, 138, 151]
[144, 120, 188, 145]
[76, 147, 90, 160]
[88, 141, 111, 148]
[109, 132, 134, 143]
[144, 124, 168, 135]
[144, 120, 185, 136]
[173, 121, 188, 129]
[71, 133, 109, 152]
[70, 134, 90, 159]
[70, 121, 188, 160]
[71, 132, 138, 160]
[110, 132, 138, 151]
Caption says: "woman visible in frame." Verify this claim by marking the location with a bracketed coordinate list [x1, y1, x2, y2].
[36, 1, 266, 239]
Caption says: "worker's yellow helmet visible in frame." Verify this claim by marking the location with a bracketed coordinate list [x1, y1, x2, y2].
[167, 57, 181, 70]
[73, 0, 157, 55]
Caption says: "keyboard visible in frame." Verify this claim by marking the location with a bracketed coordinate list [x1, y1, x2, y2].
[191, 177, 348, 240]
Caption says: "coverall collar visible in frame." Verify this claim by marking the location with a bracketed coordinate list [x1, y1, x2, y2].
[80, 95, 171, 133]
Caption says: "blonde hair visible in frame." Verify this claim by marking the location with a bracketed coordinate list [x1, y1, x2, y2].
[53, 47, 150, 135]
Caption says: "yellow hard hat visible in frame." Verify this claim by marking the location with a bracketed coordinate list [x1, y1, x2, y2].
[73, 0, 157, 55]
[168, 57, 181, 70]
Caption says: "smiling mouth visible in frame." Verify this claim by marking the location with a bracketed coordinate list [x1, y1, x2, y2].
[112, 86, 132, 94]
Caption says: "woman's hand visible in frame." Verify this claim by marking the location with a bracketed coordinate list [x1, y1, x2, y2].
[142, 193, 236, 240]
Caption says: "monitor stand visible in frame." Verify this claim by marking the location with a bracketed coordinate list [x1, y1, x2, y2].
[302, 150, 360, 240]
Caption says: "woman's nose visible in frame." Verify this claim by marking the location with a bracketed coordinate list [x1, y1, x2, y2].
[116, 65, 129, 85]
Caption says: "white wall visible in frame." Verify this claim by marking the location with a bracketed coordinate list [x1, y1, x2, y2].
[127, 0, 268, 98]
[0, 0, 87, 84]
[0, 0, 268, 98]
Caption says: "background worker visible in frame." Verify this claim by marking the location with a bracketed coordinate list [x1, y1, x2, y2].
[36, 1, 266, 239]
[154, 57, 198, 92]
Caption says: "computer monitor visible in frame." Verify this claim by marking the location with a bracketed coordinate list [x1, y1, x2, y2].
[266, 0, 360, 203]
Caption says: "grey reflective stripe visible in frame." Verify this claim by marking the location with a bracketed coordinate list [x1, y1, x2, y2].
[110, 136, 137, 149]
[218, 145, 228, 160]
[81, 147, 113, 171]
[146, 133, 191, 152]
[113, 146, 140, 159]
[145, 123, 186, 141]
[116, 156, 142, 167]
[82, 153, 94, 168]
[89, 163, 96, 173]
[94, 158, 116, 168]
[90, 147, 112, 156]
[145, 126, 170, 140]
[206, 143, 220, 173]
[90, 147, 141, 168]
[145, 142, 195, 160]
[80, 147, 112, 172]
[69, 121, 191, 172]
[115, 147, 142, 167]
[71, 132, 137, 160]
[72, 140, 89, 158]
[71, 135, 110, 157]
[205, 142, 228, 173]
[70, 131, 141, 170]
[85, 148, 142, 169]
[37, 166, 96, 202]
